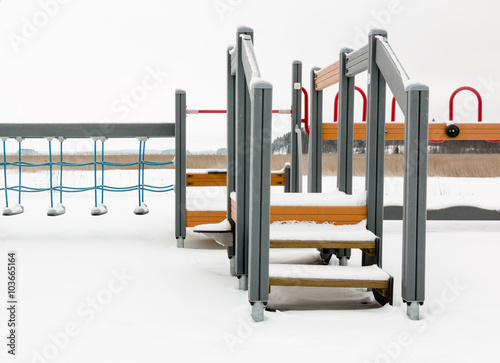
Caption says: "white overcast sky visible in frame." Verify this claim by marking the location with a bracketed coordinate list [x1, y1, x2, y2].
[0, 0, 499, 152]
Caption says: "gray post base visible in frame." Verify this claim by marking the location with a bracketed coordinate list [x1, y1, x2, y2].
[251, 302, 265, 322]
[238, 275, 248, 291]
[177, 237, 184, 248]
[339, 257, 348, 266]
[229, 257, 236, 276]
[407, 302, 420, 320]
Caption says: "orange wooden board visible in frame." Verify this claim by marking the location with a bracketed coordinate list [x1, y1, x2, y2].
[230, 200, 366, 225]
[186, 210, 226, 227]
[322, 122, 500, 141]
[187, 171, 286, 187]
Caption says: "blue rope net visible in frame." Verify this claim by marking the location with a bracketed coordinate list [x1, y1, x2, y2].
[1, 138, 174, 211]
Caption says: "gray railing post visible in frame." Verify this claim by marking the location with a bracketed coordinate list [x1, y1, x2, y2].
[365, 29, 387, 267]
[227, 46, 237, 274]
[234, 26, 254, 290]
[175, 89, 187, 248]
[248, 82, 273, 322]
[337, 47, 355, 195]
[284, 163, 291, 193]
[307, 67, 323, 193]
[402, 85, 429, 320]
[291, 61, 302, 192]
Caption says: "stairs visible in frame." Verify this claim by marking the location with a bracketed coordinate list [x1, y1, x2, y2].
[266, 196, 394, 307]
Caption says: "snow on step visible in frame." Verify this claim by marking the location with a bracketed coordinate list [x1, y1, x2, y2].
[269, 264, 390, 281]
[193, 219, 232, 233]
[270, 220, 376, 241]
[230, 190, 366, 207]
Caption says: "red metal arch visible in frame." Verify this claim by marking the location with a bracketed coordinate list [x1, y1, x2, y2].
[334, 86, 367, 122]
[449, 86, 482, 122]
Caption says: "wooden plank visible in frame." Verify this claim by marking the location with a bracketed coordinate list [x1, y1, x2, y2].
[270, 240, 375, 249]
[185, 210, 226, 217]
[231, 200, 366, 224]
[323, 122, 500, 141]
[187, 171, 285, 187]
[271, 205, 367, 215]
[315, 73, 340, 91]
[315, 61, 340, 79]
[269, 277, 389, 289]
[186, 210, 226, 227]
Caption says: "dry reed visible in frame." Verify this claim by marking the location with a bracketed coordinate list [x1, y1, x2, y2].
[3, 154, 500, 177]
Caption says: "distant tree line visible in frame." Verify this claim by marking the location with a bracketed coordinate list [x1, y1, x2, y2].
[272, 131, 500, 154]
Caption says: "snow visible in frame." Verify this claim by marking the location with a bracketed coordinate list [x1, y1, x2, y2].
[270, 220, 377, 241]
[194, 219, 232, 233]
[47, 202, 66, 216]
[270, 190, 367, 206]
[2, 203, 24, 216]
[269, 264, 390, 281]
[0, 170, 499, 362]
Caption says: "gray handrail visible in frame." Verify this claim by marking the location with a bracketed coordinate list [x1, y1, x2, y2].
[227, 27, 273, 322]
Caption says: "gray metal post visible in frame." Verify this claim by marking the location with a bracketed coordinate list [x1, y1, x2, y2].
[337, 47, 355, 195]
[402, 85, 428, 319]
[307, 67, 323, 193]
[227, 46, 237, 272]
[364, 30, 387, 267]
[284, 163, 291, 193]
[248, 82, 273, 322]
[291, 61, 302, 193]
[175, 90, 186, 248]
[235, 26, 253, 290]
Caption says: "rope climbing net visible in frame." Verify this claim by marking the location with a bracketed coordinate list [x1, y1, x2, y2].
[1, 136, 173, 217]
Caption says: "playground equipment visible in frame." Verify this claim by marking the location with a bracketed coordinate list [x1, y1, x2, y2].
[310, 82, 500, 220]
[1, 124, 174, 216]
[175, 60, 307, 260]
[177, 27, 427, 322]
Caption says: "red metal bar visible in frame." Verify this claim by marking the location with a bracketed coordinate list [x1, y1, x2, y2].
[197, 110, 227, 114]
[449, 86, 482, 122]
[190, 109, 289, 114]
[391, 97, 396, 122]
[301, 87, 310, 135]
[334, 86, 367, 122]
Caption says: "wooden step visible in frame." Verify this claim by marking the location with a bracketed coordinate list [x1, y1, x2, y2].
[269, 221, 377, 255]
[269, 264, 393, 305]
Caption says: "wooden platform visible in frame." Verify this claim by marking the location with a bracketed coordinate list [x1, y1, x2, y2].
[231, 198, 367, 225]
[185, 170, 288, 228]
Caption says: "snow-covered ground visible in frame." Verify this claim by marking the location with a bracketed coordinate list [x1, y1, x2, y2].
[0, 170, 499, 362]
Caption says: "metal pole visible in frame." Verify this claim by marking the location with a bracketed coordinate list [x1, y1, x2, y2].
[248, 82, 273, 322]
[365, 29, 387, 267]
[235, 26, 254, 290]
[227, 46, 237, 275]
[307, 67, 323, 193]
[291, 61, 302, 192]
[402, 85, 429, 319]
[175, 90, 186, 248]
[337, 47, 355, 195]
